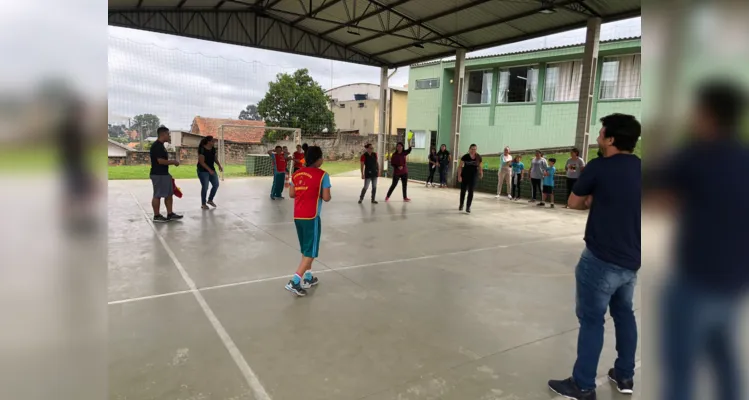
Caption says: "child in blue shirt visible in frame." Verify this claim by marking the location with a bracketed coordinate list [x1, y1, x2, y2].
[511, 155, 525, 201]
[539, 158, 556, 208]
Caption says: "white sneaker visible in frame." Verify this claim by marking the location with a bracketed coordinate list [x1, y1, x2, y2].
[507, 195, 513, 200]
[495, 195, 501, 198]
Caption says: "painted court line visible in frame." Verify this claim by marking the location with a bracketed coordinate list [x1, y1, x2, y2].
[128, 192, 272, 400]
[108, 233, 579, 305]
[550, 360, 642, 400]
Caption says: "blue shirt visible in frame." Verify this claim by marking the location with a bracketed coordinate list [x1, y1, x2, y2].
[543, 166, 556, 186]
[289, 171, 331, 215]
[512, 162, 524, 175]
[656, 140, 749, 292]
[573, 154, 641, 271]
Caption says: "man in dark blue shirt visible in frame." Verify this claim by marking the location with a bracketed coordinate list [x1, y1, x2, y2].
[650, 81, 748, 400]
[549, 114, 641, 399]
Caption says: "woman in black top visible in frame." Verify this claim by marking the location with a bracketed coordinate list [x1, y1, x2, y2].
[426, 146, 438, 187]
[457, 144, 483, 213]
[197, 136, 223, 209]
[436, 144, 451, 188]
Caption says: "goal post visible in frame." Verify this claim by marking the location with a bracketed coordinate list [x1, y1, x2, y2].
[217, 125, 301, 181]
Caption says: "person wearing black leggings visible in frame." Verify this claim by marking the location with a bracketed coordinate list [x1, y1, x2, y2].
[529, 150, 548, 203]
[386, 141, 412, 202]
[426, 146, 438, 187]
[457, 144, 483, 214]
[436, 144, 451, 188]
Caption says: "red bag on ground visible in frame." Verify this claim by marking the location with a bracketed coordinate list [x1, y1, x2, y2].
[172, 178, 183, 198]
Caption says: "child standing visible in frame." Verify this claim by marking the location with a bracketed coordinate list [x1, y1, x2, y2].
[286, 146, 331, 297]
[511, 155, 525, 201]
[268, 146, 287, 200]
[539, 158, 557, 208]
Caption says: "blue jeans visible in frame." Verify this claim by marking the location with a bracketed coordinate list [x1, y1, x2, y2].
[197, 170, 219, 205]
[572, 248, 638, 390]
[661, 276, 743, 400]
[271, 172, 285, 198]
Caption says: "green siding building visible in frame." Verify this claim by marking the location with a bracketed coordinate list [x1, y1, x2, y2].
[405, 37, 641, 162]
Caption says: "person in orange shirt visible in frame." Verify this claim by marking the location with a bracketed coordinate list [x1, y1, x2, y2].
[285, 146, 332, 297]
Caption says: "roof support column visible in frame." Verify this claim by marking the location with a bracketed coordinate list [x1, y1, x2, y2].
[574, 17, 601, 161]
[378, 66, 388, 174]
[449, 48, 466, 185]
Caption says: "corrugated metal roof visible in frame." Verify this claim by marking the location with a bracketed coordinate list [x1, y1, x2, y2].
[109, 0, 641, 68]
[411, 36, 641, 67]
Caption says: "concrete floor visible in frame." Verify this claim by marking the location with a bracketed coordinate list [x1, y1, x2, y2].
[109, 176, 641, 400]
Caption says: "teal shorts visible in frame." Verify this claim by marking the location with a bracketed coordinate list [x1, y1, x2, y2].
[295, 217, 322, 258]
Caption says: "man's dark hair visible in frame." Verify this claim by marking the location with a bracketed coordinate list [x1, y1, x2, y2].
[396, 141, 404, 147]
[696, 80, 747, 134]
[469, 143, 477, 148]
[275, 145, 282, 150]
[571, 148, 580, 155]
[535, 150, 543, 156]
[364, 143, 372, 149]
[548, 158, 557, 163]
[157, 126, 169, 136]
[305, 146, 323, 165]
[302, 143, 309, 151]
[600, 113, 641, 152]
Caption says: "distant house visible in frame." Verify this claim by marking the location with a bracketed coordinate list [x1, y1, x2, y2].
[190, 117, 266, 144]
[108, 139, 131, 157]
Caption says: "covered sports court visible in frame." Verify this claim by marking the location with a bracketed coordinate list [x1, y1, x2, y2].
[109, 177, 641, 399]
[108, 1, 642, 398]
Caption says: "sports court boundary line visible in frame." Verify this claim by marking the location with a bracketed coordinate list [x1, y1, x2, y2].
[127, 191, 272, 400]
[108, 233, 579, 305]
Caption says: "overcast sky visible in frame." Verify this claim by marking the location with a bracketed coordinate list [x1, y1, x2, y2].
[108, 17, 640, 130]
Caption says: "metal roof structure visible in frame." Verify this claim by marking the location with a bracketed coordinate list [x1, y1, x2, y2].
[108, 0, 640, 68]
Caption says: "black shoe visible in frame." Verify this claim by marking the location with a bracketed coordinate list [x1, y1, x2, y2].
[537, 202, 546, 207]
[358, 199, 363, 204]
[466, 208, 471, 214]
[371, 199, 378, 204]
[153, 214, 168, 223]
[166, 213, 183, 221]
[284, 280, 307, 297]
[458, 205, 463, 211]
[277, 196, 285, 200]
[550, 203, 555, 208]
[608, 369, 634, 395]
[301, 276, 319, 289]
[548, 378, 597, 400]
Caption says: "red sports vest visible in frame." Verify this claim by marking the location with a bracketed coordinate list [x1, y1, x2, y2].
[292, 167, 326, 219]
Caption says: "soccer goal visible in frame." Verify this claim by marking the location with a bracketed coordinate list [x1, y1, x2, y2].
[216, 125, 301, 181]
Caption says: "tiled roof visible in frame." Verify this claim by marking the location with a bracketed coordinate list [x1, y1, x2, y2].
[191, 117, 266, 144]
[411, 36, 641, 67]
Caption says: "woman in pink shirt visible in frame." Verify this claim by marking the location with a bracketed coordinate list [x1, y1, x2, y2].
[385, 142, 412, 202]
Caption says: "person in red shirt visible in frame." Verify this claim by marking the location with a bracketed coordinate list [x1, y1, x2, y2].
[385, 141, 412, 202]
[292, 144, 305, 173]
[267, 145, 288, 200]
[285, 146, 332, 297]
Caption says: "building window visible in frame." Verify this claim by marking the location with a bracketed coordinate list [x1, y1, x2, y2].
[463, 70, 493, 104]
[544, 61, 583, 102]
[415, 78, 440, 89]
[411, 130, 427, 149]
[599, 54, 641, 100]
[497, 66, 538, 103]
[339, 103, 346, 108]
[358, 102, 365, 108]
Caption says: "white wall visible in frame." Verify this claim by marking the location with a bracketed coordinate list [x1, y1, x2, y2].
[108, 142, 128, 157]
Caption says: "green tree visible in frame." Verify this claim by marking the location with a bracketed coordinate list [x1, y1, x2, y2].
[238, 104, 261, 121]
[130, 114, 161, 138]
[108, 123, 127, 139]
[257, 69, 335, 140]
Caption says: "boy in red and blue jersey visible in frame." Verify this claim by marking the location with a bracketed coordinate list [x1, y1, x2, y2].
[285, 146, 331, 296]
[267, 145, 288, 200]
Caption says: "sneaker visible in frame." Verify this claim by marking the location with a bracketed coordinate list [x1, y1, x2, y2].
[385, 197, 390, 202]
[537, 202, 546, 207]
[153, 214, 168, 223]
[550, 204, 555, 208]
[607, 369, 634, 395]
[277, 196, 285, 200]
[167, 213, 184, 221]
[507, 195, 513, 200]
[358, 199, 363, 204]
[404, 198, 411, 202]
[548, 378, 597, 400]
[495, 195, 501, 198]
[459, 205, 463, 211]
[466, 208, 471, 214]
[270, 196, 276, 200]
[371, 200, 378, 204]
[301, 276, 319, 289]
[201, 205, 210, 210]
[284, 280, 307, 297]
[528, 199, 535, 203]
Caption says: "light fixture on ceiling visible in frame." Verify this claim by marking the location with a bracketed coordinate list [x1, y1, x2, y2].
[538, 8, 556, 14]
[539, 0, 556, 14]
[413, 42, 425, 49]
[346, 27, 360, 36]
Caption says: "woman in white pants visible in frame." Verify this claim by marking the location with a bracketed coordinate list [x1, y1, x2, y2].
[496, 146, 513, 199]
